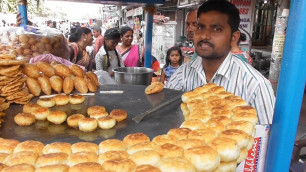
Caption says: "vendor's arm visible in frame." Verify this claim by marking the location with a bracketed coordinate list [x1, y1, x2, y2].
[249, 81, 275, 124]
[165, 66, 184, 91]
[160, 69, 166, 83]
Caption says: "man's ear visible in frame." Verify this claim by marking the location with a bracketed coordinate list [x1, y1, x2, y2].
[81, 33, 86, 39]
[231, 31, 241, 47]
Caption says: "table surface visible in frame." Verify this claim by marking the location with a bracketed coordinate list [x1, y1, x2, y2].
[0, 85, 184, 144]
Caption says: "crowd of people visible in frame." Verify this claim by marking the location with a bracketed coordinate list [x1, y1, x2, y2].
[10, 0, 275, 124]
[65, 0, 275, 124]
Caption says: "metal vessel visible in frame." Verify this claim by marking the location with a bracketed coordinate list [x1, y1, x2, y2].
[113, 67, 154, 86]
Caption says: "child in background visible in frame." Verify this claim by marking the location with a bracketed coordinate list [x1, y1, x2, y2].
[95, 28, 124, 77]
[160, 46, 183, 83]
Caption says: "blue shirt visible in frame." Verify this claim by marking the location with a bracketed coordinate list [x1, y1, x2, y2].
[163, 65, 179, 81]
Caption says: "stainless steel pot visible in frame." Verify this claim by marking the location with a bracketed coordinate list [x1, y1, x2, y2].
[113, 67, 154, 85]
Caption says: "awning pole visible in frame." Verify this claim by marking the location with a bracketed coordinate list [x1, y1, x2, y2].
[265, 0, 306, 171]
[144, 6, 155, 68]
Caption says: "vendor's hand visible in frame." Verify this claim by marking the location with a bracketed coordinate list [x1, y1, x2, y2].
[16, 12, 33, 26]
[16, 12, 22, 26]
[109, 71, 115, 77]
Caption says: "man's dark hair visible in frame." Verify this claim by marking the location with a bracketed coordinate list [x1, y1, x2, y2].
[197, 0, 240, 33]
[52, 21, 56, 28]
[238, 32, 247, 44]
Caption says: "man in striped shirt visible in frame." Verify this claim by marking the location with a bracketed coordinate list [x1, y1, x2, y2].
[166, 0, 275, 124]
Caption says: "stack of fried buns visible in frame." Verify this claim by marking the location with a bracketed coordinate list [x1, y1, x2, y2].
[1, 83, 257, 171]
[22, 62, 99, 96]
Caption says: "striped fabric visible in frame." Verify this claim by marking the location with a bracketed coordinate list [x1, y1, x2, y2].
[166, 52, 275, 124]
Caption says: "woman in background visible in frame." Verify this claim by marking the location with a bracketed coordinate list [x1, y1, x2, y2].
[116, 26, 142, 67]
[95, 28, 123, 77]
[68, 27, 93, 70]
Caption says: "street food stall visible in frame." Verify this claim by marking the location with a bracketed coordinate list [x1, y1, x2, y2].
[0, 0, 305, 171]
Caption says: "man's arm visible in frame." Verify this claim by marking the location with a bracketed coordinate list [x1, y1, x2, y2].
[160, 69, 166, 83]
[249, 81, 276, 124]
[165, 66, 185, 91]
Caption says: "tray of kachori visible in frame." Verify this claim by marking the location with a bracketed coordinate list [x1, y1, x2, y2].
[0, 84, 184, 144]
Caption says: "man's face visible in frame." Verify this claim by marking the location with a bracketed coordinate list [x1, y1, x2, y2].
[185, 10, 197, 42]
[194, 11, 237, 60]
[93, 29, 100, 38]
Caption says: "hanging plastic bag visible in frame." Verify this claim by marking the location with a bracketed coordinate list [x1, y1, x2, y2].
[0, 26, 70, 62]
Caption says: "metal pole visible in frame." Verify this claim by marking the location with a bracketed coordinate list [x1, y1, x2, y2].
[144, 6, 155, 68]
[265, 0, 306, 171]
[17, 0, 28, 26]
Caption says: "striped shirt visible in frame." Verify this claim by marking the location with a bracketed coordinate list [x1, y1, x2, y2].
[166, 52, 275, 124]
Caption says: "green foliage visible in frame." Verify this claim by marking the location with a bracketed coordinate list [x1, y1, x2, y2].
[0, 0, 48, 16]
[0, 0, 18, 13]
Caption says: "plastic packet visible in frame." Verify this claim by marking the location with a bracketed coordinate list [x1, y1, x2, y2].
[0, 26, 70, 62]
[95, 70, 118, 85]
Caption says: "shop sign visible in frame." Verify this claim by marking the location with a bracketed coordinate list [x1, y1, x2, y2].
[178, 0, 189, 6]
[126, 9, 134, 17]
[102, 5, 117, 11]
[230, 0, 255, 45]
[134, 7, 143, 16]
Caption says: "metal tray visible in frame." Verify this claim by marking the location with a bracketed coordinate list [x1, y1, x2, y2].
[0, 85, 184, 144]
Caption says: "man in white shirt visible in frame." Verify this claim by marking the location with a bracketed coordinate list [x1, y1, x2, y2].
[166, 0, 275, 124]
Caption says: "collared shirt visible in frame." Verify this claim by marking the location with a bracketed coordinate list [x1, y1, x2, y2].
[163, 65, 179, 81]
[190, 51, 198, 61]
[232, 50, 253, 64]
[166, 52, 275, 124]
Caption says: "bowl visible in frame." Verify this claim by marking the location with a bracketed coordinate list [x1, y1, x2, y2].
[113, 67, 154, 86]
